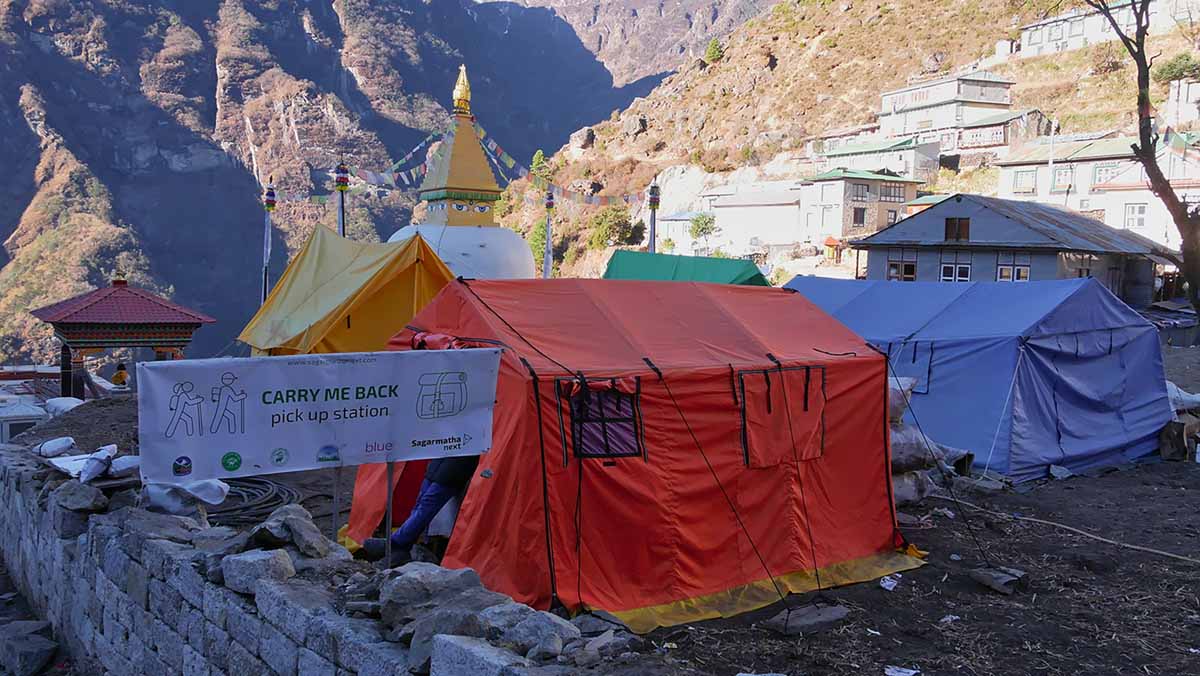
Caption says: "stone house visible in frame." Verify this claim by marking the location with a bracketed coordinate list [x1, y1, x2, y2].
[798, 169, 922, 243]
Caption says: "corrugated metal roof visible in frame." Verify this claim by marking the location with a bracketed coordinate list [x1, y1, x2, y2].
[713, 190, 802, 207]
[856, 194, 1179, 258]
[906, 194, 952, 206]
[960, 109, 1038, 129]
[806, 168, 924, 183]
[998, 136, 1142, 165]
[823, 137, 915, 157]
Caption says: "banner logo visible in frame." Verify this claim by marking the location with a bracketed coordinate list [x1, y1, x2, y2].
[221, 452, 243, 471]
[417, 372, 468, 419]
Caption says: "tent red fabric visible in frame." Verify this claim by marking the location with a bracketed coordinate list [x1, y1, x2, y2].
[386, 279, 919, 631]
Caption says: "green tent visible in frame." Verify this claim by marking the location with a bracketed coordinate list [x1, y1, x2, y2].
[602, 250, 770, 286]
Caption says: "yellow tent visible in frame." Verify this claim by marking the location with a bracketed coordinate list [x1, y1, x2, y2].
[239, 226, 456, 355]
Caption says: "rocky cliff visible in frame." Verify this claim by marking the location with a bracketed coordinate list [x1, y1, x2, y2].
[0, 0, 690, 363]
[493, 0, 771, 86]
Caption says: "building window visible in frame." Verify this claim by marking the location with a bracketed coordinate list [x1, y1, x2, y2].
[1124, 203, 1147, 229]
[944, 217, 970, 241]
[852, 207, 867, 226]
[1048, 23, 1063, 41]
[1052, 166, 1073, 193]
[852, 183, 871, 201]
[887, 209, 898, 225]
[997, 251, 1031, 282]
[1014, 169, 1037, 194]
[1093, 163, 1122, 186]
[940, 263, 971, 282]
[1077, 267, 1092, 278]
[1029, 27, 1043, 44]
[880, 183, 906, 203]
[887, 261, 917, 281]
[1070, 19, 1085, 36]
[887, 248, 917, 281]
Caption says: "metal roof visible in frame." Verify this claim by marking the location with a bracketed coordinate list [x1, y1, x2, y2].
[805, 168, 924, 183]
[960, 109, 1039, 129]
[823, 137, 916, 157]
[882, 70, 1015, 97]
[855, 194, 1179, 259]
[713, 190, 801, 207]
[905, 194, 952, 206]
[997, 136, 1143, 165]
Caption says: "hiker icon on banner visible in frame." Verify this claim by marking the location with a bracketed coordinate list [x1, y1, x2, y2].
[166, 382, 205, 438]
[416, 371, 468, 419]
[210, 372, 247, 435]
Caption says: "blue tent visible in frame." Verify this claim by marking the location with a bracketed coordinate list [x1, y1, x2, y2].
[786, 277, 1172, 482]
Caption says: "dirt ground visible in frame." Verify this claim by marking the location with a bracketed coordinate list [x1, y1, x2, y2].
[12, 396, 138, 455]
[651, 347, 1200, 676]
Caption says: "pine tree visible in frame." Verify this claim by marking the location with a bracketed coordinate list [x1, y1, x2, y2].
[531, 149, 551, 180]
[704, 38, 724, 63]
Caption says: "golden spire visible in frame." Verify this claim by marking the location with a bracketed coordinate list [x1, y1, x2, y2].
[453, 64, 471, 115]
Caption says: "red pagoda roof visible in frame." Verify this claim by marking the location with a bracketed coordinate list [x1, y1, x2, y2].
[31, 279, 215, 325]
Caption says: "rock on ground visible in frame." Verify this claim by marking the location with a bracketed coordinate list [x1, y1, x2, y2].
[0, 620, 58, 676]
[430, 635, 528, 676]
[50, 479, 108, 511]
[501, 611, 581, 653]
[222, 548, 296, 594]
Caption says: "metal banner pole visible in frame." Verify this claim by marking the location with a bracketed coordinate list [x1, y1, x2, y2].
[261, 182, 276, 305]
[384, 461, 394, 565]
[331, 466, 341, 542]
[335, 161, 350, 237]
[648, 181, 660, 253]
[543, 190, 555, 279]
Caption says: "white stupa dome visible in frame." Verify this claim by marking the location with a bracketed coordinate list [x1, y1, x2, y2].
[388, 224, 535, 279]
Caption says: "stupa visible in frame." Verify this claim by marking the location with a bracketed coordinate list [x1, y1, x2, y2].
[387, 65, 535, 279]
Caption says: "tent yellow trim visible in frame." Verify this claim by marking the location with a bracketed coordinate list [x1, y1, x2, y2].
[238, 226, 456, 355]
[603, 550, 925, 634]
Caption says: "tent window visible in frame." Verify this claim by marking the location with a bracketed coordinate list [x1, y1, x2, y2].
[738, 367, 826, 467]
[557, 379, 646, 461]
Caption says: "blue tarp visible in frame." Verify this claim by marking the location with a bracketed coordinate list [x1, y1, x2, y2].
[786, 277, 1172, 482]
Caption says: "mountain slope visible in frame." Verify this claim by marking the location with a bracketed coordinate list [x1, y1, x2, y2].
[500, 0, 1193, 273]
[492, 0, 772, 86]
[0, 0, 694, 363]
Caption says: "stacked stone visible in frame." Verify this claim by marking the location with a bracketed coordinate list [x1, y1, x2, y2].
[0, 446, 658, 676]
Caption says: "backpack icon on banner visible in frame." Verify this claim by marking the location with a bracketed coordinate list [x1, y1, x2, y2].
[416, 372, 468, 419]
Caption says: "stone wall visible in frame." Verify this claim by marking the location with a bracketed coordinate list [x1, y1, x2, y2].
[0, 445, 657, 676]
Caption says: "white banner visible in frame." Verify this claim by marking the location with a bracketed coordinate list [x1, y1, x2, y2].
[137, 349, 501, 484]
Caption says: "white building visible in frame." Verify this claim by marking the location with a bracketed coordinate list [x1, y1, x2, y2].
[1018, 1, 1197, 58]
[1164, 78, 1200, 128]
[797, 169, 921, 244]
[879, 71, 1014, 142]
[997, 133, 1200, 249]
[706, 187, 804, 256]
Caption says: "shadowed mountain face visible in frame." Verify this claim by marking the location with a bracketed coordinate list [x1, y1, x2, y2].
[488, 0, 771, 87]
[0, 0, 681, 362]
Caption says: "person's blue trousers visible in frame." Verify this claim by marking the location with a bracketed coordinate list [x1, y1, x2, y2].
[388, 479, 457, 549]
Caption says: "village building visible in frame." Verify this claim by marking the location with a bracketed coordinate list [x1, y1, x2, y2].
[1164, 78, 1200, 128]
[851, 194, 1177, 308]
[806, 122, 882, 156]
[996, 133, 1200, 249]
[877, 71, 1021, 153]
[798, 169, 922, 244]
[1017, 0, 1195, 59]
[817, 137, 941, 181]
[705, 186, 803, 256]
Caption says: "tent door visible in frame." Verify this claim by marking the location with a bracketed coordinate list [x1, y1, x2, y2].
[738, 366, 826, 467]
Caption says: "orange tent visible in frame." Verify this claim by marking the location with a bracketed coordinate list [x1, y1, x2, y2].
[385, 279, 922, 632]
